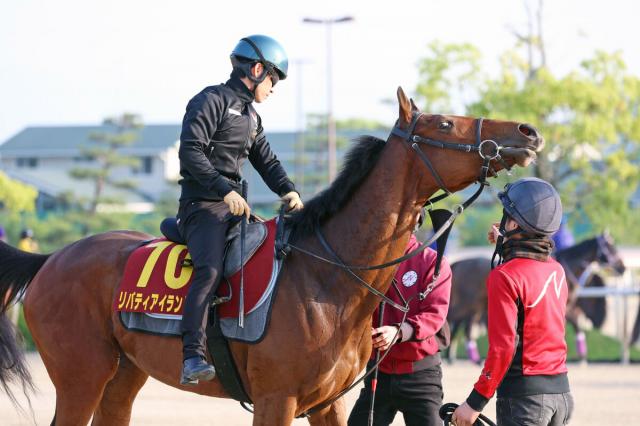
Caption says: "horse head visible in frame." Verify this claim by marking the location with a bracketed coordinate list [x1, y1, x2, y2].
[394, 87, 544, 197]
[596, 231, 626, 275]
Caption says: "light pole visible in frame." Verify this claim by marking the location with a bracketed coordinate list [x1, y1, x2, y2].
[303, 15, 354, 183]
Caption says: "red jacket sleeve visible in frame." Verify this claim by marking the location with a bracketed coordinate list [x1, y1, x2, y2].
[406, 258, 452, 341]
[467, 269, 519, 411]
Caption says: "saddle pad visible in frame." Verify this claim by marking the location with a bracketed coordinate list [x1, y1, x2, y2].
[114, 218, 277, 318]
[114, 239, 192, 316]
[119, 256, 283, 343]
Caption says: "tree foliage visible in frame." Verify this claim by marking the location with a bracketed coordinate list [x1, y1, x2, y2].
[69, 113, 143, 215]
[0, 171, 38, 213]
[415, 40, 640, 244]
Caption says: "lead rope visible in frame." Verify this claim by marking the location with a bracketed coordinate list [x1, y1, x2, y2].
[368, 301, 385, 426]
[439, 402, 497, 426]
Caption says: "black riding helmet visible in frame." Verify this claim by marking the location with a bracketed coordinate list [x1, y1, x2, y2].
[498, 177, 562, 236]
[230, 35, 288, 86]
[491, 178, 562, 268]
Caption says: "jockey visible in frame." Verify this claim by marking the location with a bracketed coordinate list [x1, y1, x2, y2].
[177, 35, 303, 385]
[453, 178, 573, 426]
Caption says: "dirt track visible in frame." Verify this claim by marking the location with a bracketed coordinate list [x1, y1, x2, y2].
[1, 353, 639, 425]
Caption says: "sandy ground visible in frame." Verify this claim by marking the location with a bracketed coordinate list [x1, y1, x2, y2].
[1, 353, 639, 425]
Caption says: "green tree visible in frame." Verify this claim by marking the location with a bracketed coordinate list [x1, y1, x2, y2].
[415, 37, 640, 243]
[69, 113, 143, 215]
[0, 171, 38, 213]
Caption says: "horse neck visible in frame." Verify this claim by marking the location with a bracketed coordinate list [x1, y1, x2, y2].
[558, 239, 598, 286]
[321, 139, 435, 318]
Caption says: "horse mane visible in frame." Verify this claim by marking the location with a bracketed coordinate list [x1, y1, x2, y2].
[288, 135, 387, 240]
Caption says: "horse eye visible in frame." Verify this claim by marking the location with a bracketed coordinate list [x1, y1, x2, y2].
[438, 121, 453, 130]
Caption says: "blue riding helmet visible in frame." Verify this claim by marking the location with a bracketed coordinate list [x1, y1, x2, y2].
[230, 34, 288, 81]
[498, 177, 562, 236]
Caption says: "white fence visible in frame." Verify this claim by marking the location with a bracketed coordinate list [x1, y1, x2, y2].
[451, 246, 640, 364]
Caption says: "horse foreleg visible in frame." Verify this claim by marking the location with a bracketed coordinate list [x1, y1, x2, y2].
[252, 394, 298, 426]
[307, 398, 347, 426]
[447, 320, 461, 364]
[92, 354, 148, 426]
[566, 311, 587, 363]
[465, 319, 481, 365]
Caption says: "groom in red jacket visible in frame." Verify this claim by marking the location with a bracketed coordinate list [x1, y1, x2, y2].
[348, 212, 452, 426]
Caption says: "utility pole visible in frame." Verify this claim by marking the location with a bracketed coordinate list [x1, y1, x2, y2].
[302, 16, 354, 183]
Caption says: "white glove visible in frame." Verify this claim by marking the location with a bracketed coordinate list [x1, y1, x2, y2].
[281, 191, 304, 212]
[223, 190, 251, 219]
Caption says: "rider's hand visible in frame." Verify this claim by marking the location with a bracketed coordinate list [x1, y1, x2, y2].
[488, 222, 501, 244]
[451, 401, 481, 426]
[371, 325, 400, 351]
[281, 191, 303, 212]
[223, 190, 251, 219]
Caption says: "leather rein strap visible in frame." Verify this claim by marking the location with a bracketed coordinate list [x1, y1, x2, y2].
[289, 112, 503, 275]
[292, 114, 506, 419]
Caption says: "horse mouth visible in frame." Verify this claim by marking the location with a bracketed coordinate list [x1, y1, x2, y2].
[499, 135, 544, 167]
[500, 146, 539, 167]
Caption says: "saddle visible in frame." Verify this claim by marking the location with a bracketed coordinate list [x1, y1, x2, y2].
[160, 216, 268, 279]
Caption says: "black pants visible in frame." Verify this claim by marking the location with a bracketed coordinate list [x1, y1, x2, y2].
[496, 393, 574, 426]
[177, 200, 232, 361]
[348, 364, 443, 426]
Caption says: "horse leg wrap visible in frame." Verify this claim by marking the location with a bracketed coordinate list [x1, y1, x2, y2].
[466, 340, 480, 364]
[576, 331, 588, 359]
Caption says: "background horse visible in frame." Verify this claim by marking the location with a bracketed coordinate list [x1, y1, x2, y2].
[0, 87, 543, 426]
[446, 233, 626, 364]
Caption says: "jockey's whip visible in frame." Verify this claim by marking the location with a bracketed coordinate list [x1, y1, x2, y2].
[368, 301, 385, 426]
[439, 402, 496, 426]
[238, 180, 248, 328]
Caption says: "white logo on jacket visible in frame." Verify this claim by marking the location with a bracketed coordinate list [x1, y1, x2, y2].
[402, 270, 418, 287]
[228, 108, 242, 116]
[528, 270, 565, 308]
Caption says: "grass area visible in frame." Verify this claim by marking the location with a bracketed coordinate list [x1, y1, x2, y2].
[453, 326, 640, 362]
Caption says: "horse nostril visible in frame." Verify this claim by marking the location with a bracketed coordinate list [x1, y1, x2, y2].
[518, 124, 539, 139]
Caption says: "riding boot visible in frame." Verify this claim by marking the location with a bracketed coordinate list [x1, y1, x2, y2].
[180, 356, 216, 385]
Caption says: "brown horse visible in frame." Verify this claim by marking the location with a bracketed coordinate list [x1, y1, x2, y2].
[0, 87, 543, 426]
[446, 233, 626, 364]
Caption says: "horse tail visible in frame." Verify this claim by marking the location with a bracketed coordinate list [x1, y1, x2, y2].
[0, 240, 50, 313]
[0, 240, 48, 414]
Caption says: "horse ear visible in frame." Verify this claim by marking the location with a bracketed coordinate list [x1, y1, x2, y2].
[409, 97, 419, 112]
[397, 86, 412, 124]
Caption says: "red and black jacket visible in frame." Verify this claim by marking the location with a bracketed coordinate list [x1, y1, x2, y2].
[467, 257, 570, 411]
[372, 235, 452, 375]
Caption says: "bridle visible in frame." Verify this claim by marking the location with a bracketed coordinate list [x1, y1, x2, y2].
[390, 112, 510, 204]
[286, 112, 514, 419]
[560, 234, 624, 289]
[289, 112, 512, 418]
[288, 112, 509, 281]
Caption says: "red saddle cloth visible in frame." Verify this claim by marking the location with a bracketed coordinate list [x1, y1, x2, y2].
[113, 219, 277, 319]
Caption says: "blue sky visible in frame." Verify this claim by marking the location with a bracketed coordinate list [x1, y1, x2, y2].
[1, 0, 638, 143]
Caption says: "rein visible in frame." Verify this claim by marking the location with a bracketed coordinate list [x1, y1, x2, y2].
[292, 113, 507, 418]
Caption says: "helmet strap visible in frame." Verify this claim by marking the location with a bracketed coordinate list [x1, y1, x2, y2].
[240, 37, 274, 88]
[491, 212, 509, 269]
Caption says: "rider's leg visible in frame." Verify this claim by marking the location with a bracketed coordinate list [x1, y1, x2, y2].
[178, 200, 231, 380]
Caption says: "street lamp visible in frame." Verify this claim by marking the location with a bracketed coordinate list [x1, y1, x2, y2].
[303, 15, 354, 183]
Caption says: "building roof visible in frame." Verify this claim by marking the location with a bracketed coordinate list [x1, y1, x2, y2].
[0, 124, 182, 157]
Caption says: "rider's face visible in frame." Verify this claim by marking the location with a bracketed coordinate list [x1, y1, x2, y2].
[251, 63, 275, 103]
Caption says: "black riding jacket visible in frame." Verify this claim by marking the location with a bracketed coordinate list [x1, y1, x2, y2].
[178, 77, 296, 202]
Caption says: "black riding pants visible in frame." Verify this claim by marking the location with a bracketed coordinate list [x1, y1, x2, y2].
[177, 200, 232, 361]
[348, 364, 443, 426]
[496, 393, 574, 426]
